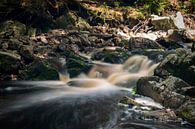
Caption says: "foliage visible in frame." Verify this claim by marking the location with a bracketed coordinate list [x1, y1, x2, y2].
[135, 0, 169, 15]
[179, 0, 195, 13]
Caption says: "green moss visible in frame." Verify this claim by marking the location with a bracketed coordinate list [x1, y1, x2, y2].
[181, 109, 195, 122]
[135, 0, 169, 15]
[82, 3, 143, 26]
[19, 60, 59, 80]
[63, 51, 91, 77]
[0, 20, 27, 38]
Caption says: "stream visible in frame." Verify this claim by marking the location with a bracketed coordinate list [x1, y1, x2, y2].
[0, 55, 193, 129]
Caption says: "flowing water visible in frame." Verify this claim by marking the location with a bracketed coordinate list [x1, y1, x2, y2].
[0, 55, 191, 129]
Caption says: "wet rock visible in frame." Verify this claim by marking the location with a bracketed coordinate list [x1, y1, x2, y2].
[137, 76, 190, 109]
[63, 51, 92, 77]
[0, 20, 26, 38]
[131, 49, 166, 62]
[19, 60, 58, 80]
[178, 98, 195, 123]
[0, 51, 21, 74]
[92, 48, 130, 64]
[128, 37, 164, 51]
[137, 76, 164, 103]
[155, 49, 195, 85]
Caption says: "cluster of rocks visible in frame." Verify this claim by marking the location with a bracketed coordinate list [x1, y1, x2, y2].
[0, 11, 195, 125]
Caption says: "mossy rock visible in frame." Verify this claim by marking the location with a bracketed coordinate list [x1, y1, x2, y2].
[19, 60, 58, 80]
[178, 99, 195, 123]
[92, 48, 130, 64]
[155, 49, 195, 85]
[128, 37, 164, 51]
[63, 51, 92, 77]
[0, 20, 26, 38]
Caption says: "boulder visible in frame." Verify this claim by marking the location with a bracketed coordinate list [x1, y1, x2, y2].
[165, 29, 194, 45]
[137, 76, 190, 109]
[151, 15, 175, 30]
[155, 49, 195, 85]
[131, 49, 167, 62]
[18, 60, 58, 80]
[171, 12, 185, 29]
[0, 20, 26, 38]
[91, 48, 130, 64]
[151, 12, 185, 30]
[178, 98, 195, 123]
[128, 37, 164, 51]
[19, 45, 34, 63]
[63, 51, 92, 77]
[0, 51, 21, 74]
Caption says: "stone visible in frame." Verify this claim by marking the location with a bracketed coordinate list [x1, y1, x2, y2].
[151, 15, 175, 30]
[19, 45, 34, 63]
[184, 29, 195, 41]
[0, 20, 26, 38]
[63, 51, 92, 77]
[151, 12, 185, 30]
[128, 37, 164, 51]
[171, 12, 185, 29]
[178, 98, 195, 123]
[137, 76, 190, 109]
[131, 49, 167, 62]
[18, 60, 59, 80]
[0, 51, 21, 74]
[155, 50, 195, 85]
[91, 48, 130, 64]
[165, 29, 195, 45]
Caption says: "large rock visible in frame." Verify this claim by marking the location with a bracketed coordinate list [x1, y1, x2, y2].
[131, 49, 167, 62]
[128, 37, 164, 51]
[19, 60, 59, 80]
[0, 20, 26, 38]
[63, 51, 92, 77]
[171, 12, 185, 29]
[151, 12, 185, 30]
[19, 45, 34, 63]
[155, 49, 195, 85]
[91, 48, 130, 64]
[178, 98, 195, 123]
[0, 51, 21, 80]
[137, 76, 190, 109]
[151, 15, 175, 30]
